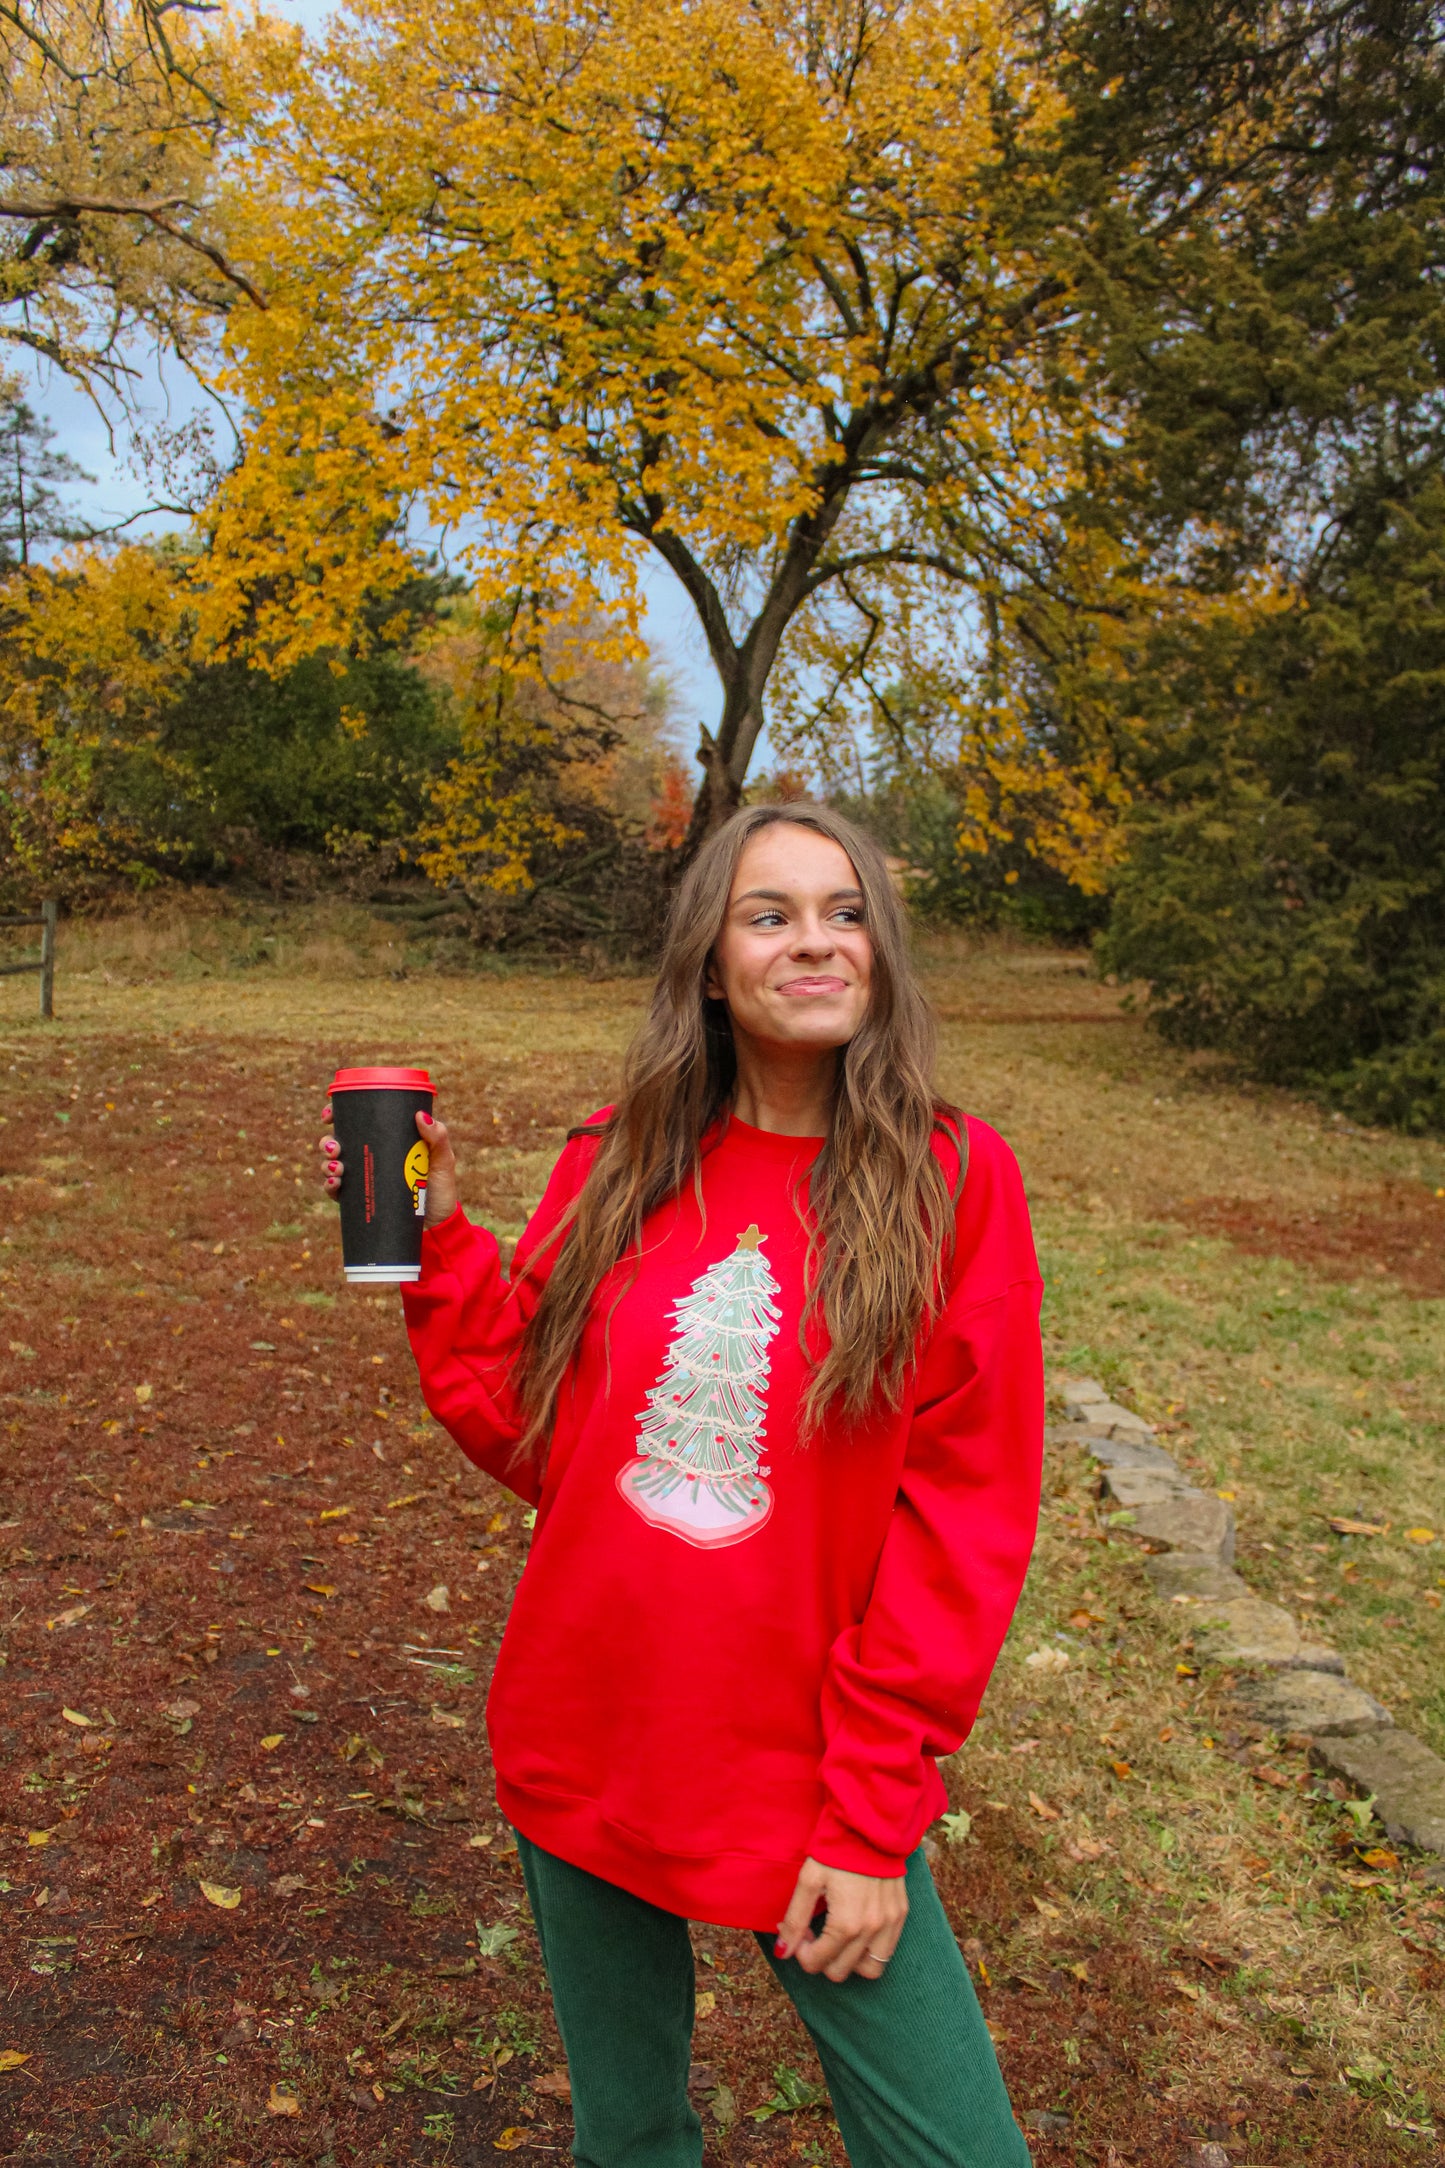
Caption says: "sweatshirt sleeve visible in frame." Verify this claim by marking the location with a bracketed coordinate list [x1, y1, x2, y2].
[399, 1125, 601, 1506]
[808, 1123, 1044, 1878]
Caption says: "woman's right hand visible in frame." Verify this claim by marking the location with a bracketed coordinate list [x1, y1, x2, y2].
[415, 1111, 460, 1226]
[318, 1107, 461, 1227]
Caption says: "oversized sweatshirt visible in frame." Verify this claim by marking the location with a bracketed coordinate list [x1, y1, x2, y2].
[402, 1109, 1043, 1931]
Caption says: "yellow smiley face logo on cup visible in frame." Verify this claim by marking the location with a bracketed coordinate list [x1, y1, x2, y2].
[404, 1138, 430, 1216]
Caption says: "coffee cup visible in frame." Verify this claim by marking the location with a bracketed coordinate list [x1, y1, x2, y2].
[328, 1066, 435, 1283]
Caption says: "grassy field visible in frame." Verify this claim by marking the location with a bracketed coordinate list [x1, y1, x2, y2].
[1, 913, 1443, 2166]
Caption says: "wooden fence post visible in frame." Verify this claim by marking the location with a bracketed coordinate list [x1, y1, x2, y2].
[0, 900, 57, 1019]
[39, 899, 57, 1021]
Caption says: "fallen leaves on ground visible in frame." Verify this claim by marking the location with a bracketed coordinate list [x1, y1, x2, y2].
[1064, 1835, 1111, 1863]
[475, 1921, 520, 1958]
[267, 2081, 301, 2116]
[2, 996, 1439, 2168]
[199, 1880, 242, 1910]
[747, 2064, 828, 2122]
[1024, 1645, 1070, 1672]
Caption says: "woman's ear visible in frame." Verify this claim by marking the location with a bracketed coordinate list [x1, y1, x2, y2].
[703, 952, 725, 1002]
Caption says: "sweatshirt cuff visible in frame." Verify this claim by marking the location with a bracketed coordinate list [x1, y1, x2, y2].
[419, 1205, 490, 1268]
[805, 1809, 908, 1881]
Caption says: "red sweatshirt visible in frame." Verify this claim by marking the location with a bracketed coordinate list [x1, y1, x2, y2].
[402, 1110, 1043, 1931]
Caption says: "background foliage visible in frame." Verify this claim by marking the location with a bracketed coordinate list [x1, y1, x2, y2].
[1069, 0, 1445, 1131]
[3, 0, 1445, 1122]
[0, 536, 681, 952]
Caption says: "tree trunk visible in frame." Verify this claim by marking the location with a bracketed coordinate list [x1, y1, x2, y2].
[659, 473, 851, 867]
[679, 668, 766, 863]
[682, 742, 742, 855]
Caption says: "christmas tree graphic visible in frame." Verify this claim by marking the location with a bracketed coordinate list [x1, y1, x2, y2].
[616, 1223, 781, 1549]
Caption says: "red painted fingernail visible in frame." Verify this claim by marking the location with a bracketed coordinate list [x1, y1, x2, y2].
[420, 1113, 434, 1128]
[774, 1940, 787, 1958]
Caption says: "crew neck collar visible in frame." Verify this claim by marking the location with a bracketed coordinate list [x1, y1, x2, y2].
[721, 1109, 827, 1156]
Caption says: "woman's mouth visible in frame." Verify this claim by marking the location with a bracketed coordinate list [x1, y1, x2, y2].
[776, 976, 849, 997]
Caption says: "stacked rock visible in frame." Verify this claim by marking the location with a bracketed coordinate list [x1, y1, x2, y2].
[1053, 1379, 1445, 1871]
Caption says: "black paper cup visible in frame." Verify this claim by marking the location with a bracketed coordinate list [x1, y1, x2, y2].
[329, 1066, 435, 1284]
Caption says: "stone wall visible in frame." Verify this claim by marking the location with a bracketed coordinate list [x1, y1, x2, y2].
[1055, 1380, 1445, 1871]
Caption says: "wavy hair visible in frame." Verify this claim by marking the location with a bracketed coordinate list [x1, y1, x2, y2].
[514, 803, 964, 1455]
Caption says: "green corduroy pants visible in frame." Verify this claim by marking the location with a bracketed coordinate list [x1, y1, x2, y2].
[516, 1834, 1032, 2168]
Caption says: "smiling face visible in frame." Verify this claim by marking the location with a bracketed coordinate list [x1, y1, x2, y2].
[705, 822, 874, 1057]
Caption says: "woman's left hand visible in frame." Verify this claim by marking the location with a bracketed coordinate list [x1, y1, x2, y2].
[774, 1857, 908, 1982]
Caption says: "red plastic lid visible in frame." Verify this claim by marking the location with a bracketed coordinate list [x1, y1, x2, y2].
[330, 1066, 435, 1093]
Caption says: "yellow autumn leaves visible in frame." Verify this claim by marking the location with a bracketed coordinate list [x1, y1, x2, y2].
[196, 0, 1126, 870]
[4, 1, 1265, 887]
[213, 0, 1030, 651]
[0, 544, 199, 893]
[210, 0, 1066, 607]
[0, 2, 252, 390]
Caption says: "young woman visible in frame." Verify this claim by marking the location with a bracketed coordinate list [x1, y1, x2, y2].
[322, 806, 1042, 2167]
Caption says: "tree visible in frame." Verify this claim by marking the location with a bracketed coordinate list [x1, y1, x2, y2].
[0, 539, 197, 897]
[0, 533, 683, 922]
[0, 541, 459, 900]
[0, 391, 91, 561]
[1059, 0, 1445, 1125]
[0, 0, 263, 397]
[210, 0, 1113, 849]
[413, 601, 678, 916]
[154, 570, 463, 883]
[1098, 473, 1445, 1132]
[618, 1223, 781, 1549]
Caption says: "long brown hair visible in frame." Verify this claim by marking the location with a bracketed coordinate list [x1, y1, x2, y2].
[514, 803, 965, 1453]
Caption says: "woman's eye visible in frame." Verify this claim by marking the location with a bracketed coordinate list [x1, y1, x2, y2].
[832, 908, 864, 926]
[749, 910, 787, 928]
